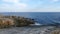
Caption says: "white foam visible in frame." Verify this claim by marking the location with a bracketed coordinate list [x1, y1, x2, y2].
[34, 22, 42, 25]
[30, 22, 42, 26]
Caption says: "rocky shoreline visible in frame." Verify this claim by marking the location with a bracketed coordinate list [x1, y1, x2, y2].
[0, 15, 35, 28]
[0, 26, 59, 34]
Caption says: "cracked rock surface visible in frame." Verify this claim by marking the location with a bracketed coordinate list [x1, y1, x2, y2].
[0, 26, 59, 34]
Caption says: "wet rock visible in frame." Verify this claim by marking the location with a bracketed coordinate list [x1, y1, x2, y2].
[14, 16, 35, 27]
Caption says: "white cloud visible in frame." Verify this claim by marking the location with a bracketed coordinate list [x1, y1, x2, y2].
[2, 0, 27, 8]
[0, 0, 60, 12]
[51, 0, 59, 2]
[1, 0, 27, 12]
[53, 0, 59, 2]
[2, 0, 19, 3]
[13, 3, 27, 9]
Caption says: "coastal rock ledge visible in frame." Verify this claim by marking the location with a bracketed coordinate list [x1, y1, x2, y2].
[0, 15, 35, 28]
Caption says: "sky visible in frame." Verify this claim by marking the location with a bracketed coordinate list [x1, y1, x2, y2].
[0, 0, 60, 12]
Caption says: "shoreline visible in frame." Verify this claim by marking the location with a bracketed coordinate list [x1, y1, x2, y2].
[0, 25, 59, 34]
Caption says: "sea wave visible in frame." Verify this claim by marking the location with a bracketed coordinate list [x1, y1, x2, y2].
[30, 22, 42, 26]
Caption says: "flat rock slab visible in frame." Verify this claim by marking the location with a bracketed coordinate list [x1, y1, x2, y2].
[0, 26, 58, 34]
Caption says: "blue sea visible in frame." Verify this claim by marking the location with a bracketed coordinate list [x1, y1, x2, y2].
[0, 12, 60, 34]
[0, 12, 60, 25]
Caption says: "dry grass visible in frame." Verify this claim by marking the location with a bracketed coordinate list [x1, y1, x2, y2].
[50, 30, 60, 34]
[0, 18, 15, 28]
[0, 15, 35, 28]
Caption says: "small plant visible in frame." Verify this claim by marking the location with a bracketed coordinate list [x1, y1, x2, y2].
[50, 30, 60, 34]
[0, 18, 15, 28]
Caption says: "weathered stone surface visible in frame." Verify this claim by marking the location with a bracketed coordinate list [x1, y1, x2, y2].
[0, 15, 35, 28]
[0, 18, 15, 28]
[0, 26, 57, 34]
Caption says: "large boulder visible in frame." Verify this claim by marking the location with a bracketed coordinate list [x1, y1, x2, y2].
[0, 18, 15, 28]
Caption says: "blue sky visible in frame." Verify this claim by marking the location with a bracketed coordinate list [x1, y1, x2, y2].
[0, 0, 60, 12]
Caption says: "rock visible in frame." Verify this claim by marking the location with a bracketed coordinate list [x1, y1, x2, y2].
[14, 16, 35, 27]
[0, 18, 15, 28]
[0, 15, 35, 28]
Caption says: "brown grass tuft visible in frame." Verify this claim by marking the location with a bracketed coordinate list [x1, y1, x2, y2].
[50, 30, 60, 34]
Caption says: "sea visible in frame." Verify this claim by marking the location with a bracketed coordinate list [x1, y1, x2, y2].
[0, 12, 60, 34]
[0, 12, 60, 25]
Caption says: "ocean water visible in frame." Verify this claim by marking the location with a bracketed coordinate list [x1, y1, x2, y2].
[0, 12, 60, 25]
[0, 12, 60, 34]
